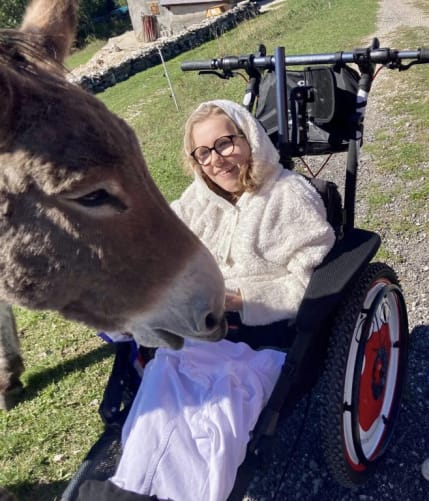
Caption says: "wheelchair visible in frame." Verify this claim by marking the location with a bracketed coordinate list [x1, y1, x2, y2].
[62, 39, 429, 500]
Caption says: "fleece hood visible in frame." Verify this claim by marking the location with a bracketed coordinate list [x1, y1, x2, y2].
[188, 99, 283, 185]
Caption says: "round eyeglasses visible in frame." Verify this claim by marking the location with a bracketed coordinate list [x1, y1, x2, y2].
[191, 135, 242, 166]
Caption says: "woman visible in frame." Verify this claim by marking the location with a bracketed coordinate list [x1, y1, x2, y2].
[79, 100, 335, 501]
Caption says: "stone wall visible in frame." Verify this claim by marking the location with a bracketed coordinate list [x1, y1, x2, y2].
[68, 1, 259, 94]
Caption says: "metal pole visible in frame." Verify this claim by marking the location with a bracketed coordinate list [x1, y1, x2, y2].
[158, 47, 179, 112]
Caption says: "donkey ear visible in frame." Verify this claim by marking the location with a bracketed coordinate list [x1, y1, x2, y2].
[20, 0, 78, 64]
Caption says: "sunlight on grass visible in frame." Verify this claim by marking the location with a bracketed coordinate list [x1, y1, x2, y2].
[362, 26, 429, 226]
[66, 39, 107, 70]
[98, 0, 378, 201]
[0, 308, 112, 500]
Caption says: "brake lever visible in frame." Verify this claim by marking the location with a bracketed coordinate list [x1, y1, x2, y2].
[197, 70, 236, 79]
[397, 60, 421, 71]
[386, 60, 418, 71]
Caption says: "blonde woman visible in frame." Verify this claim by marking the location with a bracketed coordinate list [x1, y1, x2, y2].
[79, 100, 335, 501]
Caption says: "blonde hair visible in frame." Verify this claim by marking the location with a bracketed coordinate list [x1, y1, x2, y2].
[183, 103, 258, 201]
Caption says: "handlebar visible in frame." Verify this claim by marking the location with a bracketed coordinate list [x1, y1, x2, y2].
[181, 47, 429, 72]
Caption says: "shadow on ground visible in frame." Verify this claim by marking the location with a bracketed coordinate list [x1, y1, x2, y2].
[3, 479, 69, 501]
[21, 342, 115, 404]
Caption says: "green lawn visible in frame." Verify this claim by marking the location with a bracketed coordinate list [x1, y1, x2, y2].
[96, 0, 379, 202]
[66, 39, 108, 70]
[8, 1, 429, 499]
[359, 26, 429, 237]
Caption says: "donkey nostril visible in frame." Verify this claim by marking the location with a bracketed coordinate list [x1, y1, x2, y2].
[205, 312, 218, 331]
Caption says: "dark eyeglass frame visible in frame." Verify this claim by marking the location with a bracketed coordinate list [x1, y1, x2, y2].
[191, 134, 243, 166]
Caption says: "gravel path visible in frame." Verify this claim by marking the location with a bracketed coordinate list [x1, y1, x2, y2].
[244, 1, 429, 499]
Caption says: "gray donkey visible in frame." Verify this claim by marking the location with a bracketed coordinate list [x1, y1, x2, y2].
[0, 0, 227, 409]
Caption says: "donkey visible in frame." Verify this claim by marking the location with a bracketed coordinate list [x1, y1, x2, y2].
[0, 0, 227, 384]
[0, 302, 24, 410]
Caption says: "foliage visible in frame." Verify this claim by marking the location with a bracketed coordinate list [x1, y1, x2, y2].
[0, 0, 27, 28]
[76, 0, 131, 47]
[0, 0, 131, 46]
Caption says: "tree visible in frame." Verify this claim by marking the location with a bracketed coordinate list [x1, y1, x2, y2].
[106, 0, 116, 11]
[0, 1, 130, 47]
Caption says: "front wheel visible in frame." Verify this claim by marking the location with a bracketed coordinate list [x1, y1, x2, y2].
[319, 263, 409, 487]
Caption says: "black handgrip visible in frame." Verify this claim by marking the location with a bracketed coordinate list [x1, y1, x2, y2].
[181, 60, 217, 71]
[181, 55, 274, 72]
[419, 47, 429, 61]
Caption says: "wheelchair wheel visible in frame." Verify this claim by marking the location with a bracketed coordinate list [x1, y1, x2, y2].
[319, 262, 409, 487]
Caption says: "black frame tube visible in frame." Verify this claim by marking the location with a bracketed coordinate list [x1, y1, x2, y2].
[274, 47, 289, 147]
[181, 48, 429, 72]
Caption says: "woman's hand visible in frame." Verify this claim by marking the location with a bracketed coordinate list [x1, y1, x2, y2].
[225, 290, 243, 312]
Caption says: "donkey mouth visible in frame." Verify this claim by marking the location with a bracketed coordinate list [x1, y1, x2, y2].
[154, 329, 185, 350]
[155, 316, 227, 350]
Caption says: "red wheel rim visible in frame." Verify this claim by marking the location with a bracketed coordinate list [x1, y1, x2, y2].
[342, 280, 403, 470]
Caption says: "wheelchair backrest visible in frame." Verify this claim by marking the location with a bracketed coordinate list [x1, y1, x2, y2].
[308, 177, 343, 239]
[255, 64, 360, 158]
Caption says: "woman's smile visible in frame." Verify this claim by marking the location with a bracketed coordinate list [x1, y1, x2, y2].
[218, 165, 238, 176]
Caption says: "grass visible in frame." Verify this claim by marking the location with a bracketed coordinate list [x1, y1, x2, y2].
[97, 0, 379, 201]
[360, 24, 429, 247]
[11, 0, 429, 499]
[66, 39, 107, 69]
[415, 0, 429, 15]
[0, 310, 114, 500]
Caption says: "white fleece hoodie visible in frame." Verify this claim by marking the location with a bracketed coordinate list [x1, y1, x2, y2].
[172, 99, 336, 326]
[110, 101, 336, 501]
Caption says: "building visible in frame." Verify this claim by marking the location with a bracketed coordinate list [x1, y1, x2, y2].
[126, 0, 237, 39]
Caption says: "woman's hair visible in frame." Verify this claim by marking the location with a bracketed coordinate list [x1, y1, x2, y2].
[183, 103, 258, 201]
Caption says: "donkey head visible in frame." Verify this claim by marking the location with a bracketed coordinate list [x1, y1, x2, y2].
[0, 0, 226, 349]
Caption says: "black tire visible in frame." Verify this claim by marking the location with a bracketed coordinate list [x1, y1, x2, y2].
[319, 262, 409, 487]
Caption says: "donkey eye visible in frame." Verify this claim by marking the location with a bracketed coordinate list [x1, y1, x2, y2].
[76, 189, 127, 212]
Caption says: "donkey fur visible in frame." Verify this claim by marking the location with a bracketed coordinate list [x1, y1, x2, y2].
[0, 0, 226, 350]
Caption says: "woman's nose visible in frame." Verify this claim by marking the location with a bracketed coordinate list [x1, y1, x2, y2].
[211, 150, 224, 165]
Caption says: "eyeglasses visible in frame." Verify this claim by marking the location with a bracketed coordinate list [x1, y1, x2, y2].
[191, 135, 243, 166]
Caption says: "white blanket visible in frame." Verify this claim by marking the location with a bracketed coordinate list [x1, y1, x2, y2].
[110, 339, 285, 501]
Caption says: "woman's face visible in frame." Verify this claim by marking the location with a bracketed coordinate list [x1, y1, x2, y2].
[191, 114, 251, 194]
